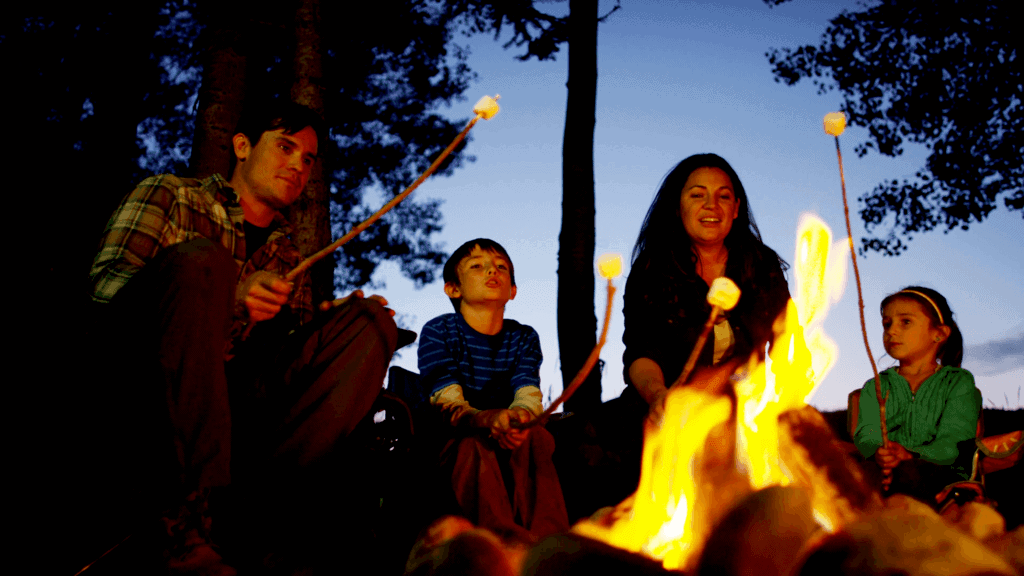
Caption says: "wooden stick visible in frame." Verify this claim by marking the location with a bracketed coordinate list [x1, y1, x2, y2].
[835, 135, 888, 445]
[669, 305, 721, 389]
[285, 114, 482, 282]
[520, 280, 617, 428]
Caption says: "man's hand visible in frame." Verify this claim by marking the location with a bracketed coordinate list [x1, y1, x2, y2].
[319, 289, 395, 317]
[237, 271, 293, 322]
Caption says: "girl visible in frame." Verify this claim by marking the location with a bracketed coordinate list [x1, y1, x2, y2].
[854, 286, 981, 502]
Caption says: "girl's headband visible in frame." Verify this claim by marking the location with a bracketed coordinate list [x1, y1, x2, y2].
[899, 290, 944, 324]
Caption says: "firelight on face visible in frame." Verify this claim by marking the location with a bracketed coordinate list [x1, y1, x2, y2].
[881, 298, 946, 364]
[237, 126, 319, 211]
[448, 247, 517, 310]
[679, 167, 740, 248]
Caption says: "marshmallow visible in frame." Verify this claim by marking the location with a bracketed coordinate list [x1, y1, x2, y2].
[473, 95, 500, 120]
[597, 253, 623, 279]
[823, 112, 846, 136]
[707, 277, 740, 310]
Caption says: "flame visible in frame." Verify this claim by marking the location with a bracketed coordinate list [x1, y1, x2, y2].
[575, 214, 847, 570]
[575, 389, 731, 570]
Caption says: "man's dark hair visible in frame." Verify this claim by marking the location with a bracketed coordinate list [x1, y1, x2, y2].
[228, 100, 327, 176]
[443, 238, 516, 312]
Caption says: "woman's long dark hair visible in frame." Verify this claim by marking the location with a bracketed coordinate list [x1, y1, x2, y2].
[631, 153, 788, 280]
[881, 285, 964, 367]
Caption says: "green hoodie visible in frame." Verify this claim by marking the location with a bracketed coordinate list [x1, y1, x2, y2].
[855, 365, 981, 479]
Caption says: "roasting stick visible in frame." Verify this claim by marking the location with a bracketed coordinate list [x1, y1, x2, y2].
[518, 254, 622, 428]
[284, 95, 501, 282]
[669, 277, 741, 389]
[824, 112, 889, 447]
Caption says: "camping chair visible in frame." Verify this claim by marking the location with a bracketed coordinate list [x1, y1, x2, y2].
[936, 426, 1023, 512]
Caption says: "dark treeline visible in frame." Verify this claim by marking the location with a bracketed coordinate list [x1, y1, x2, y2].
[767, 0, 1021, 256]
[10, 0, 489, 304]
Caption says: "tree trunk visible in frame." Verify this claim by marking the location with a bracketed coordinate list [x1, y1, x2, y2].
[558, 0, 601, 413]
[190, 6, 247, 180]
[288, 0, 333, 304]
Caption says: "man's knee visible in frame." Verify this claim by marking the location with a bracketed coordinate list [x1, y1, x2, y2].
[111, 238, 235, 319]
[161, 239, 236, 290]
[321, 297, 398, 353]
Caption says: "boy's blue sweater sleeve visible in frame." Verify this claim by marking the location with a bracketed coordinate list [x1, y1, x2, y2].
[418, 316, 462, 395]
[510, 326, 543, 393]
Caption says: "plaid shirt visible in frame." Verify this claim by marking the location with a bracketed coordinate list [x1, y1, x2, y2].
[89, 173, 314, 330]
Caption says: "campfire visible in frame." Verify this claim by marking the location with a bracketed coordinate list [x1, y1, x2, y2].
[403, 112, 1020, 576]
[565, 216, 1020, 575]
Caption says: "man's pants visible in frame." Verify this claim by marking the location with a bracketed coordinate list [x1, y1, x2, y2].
[105, 238, 397, 496]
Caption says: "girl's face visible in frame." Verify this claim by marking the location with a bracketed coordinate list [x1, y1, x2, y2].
[881, 297, 949, 364]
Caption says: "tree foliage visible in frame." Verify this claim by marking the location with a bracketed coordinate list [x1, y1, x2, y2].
[766, 0, 1021, 255]
[8, 0, 495, 296]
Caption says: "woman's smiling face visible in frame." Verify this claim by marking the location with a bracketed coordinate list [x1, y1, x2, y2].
[679, 167, 740, 249]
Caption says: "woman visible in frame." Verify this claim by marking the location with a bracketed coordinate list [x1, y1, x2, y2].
[621, 154, 791, 413]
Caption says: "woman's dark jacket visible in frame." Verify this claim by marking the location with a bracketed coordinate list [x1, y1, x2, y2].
[621, 243, 791, 397]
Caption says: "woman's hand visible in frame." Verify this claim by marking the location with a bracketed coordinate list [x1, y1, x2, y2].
[647, 388, 669, 423]
[629, 358, 670, 423]
[630, 358, 669, 402]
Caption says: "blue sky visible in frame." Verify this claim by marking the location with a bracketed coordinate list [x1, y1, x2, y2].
[370, 0, 1023, 411]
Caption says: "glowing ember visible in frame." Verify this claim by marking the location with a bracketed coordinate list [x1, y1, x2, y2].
[574, 214, 850, 571]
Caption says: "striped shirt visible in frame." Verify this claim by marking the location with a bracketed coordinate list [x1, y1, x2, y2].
[418, 313, 542, 411]
[89, 173, 314, 326]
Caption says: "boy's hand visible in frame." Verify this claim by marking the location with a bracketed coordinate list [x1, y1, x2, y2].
[468, 409, 533, 450]
[440, 402, 475, 427]
[238, 271, 293, 322]
[468, 409, 510, 432]
[319, 289, 395, 317]
[496, 408, 534, 450]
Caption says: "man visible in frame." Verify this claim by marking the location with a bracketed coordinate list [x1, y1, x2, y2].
[90, 101, 399, 574]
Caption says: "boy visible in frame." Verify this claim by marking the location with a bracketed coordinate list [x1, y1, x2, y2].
[418, 239, 569, 537]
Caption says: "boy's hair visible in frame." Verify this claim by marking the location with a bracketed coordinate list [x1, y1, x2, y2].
[881, 285, 964, 367]
[443, 238, 516, 312]
[228, 100, 327, 177]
